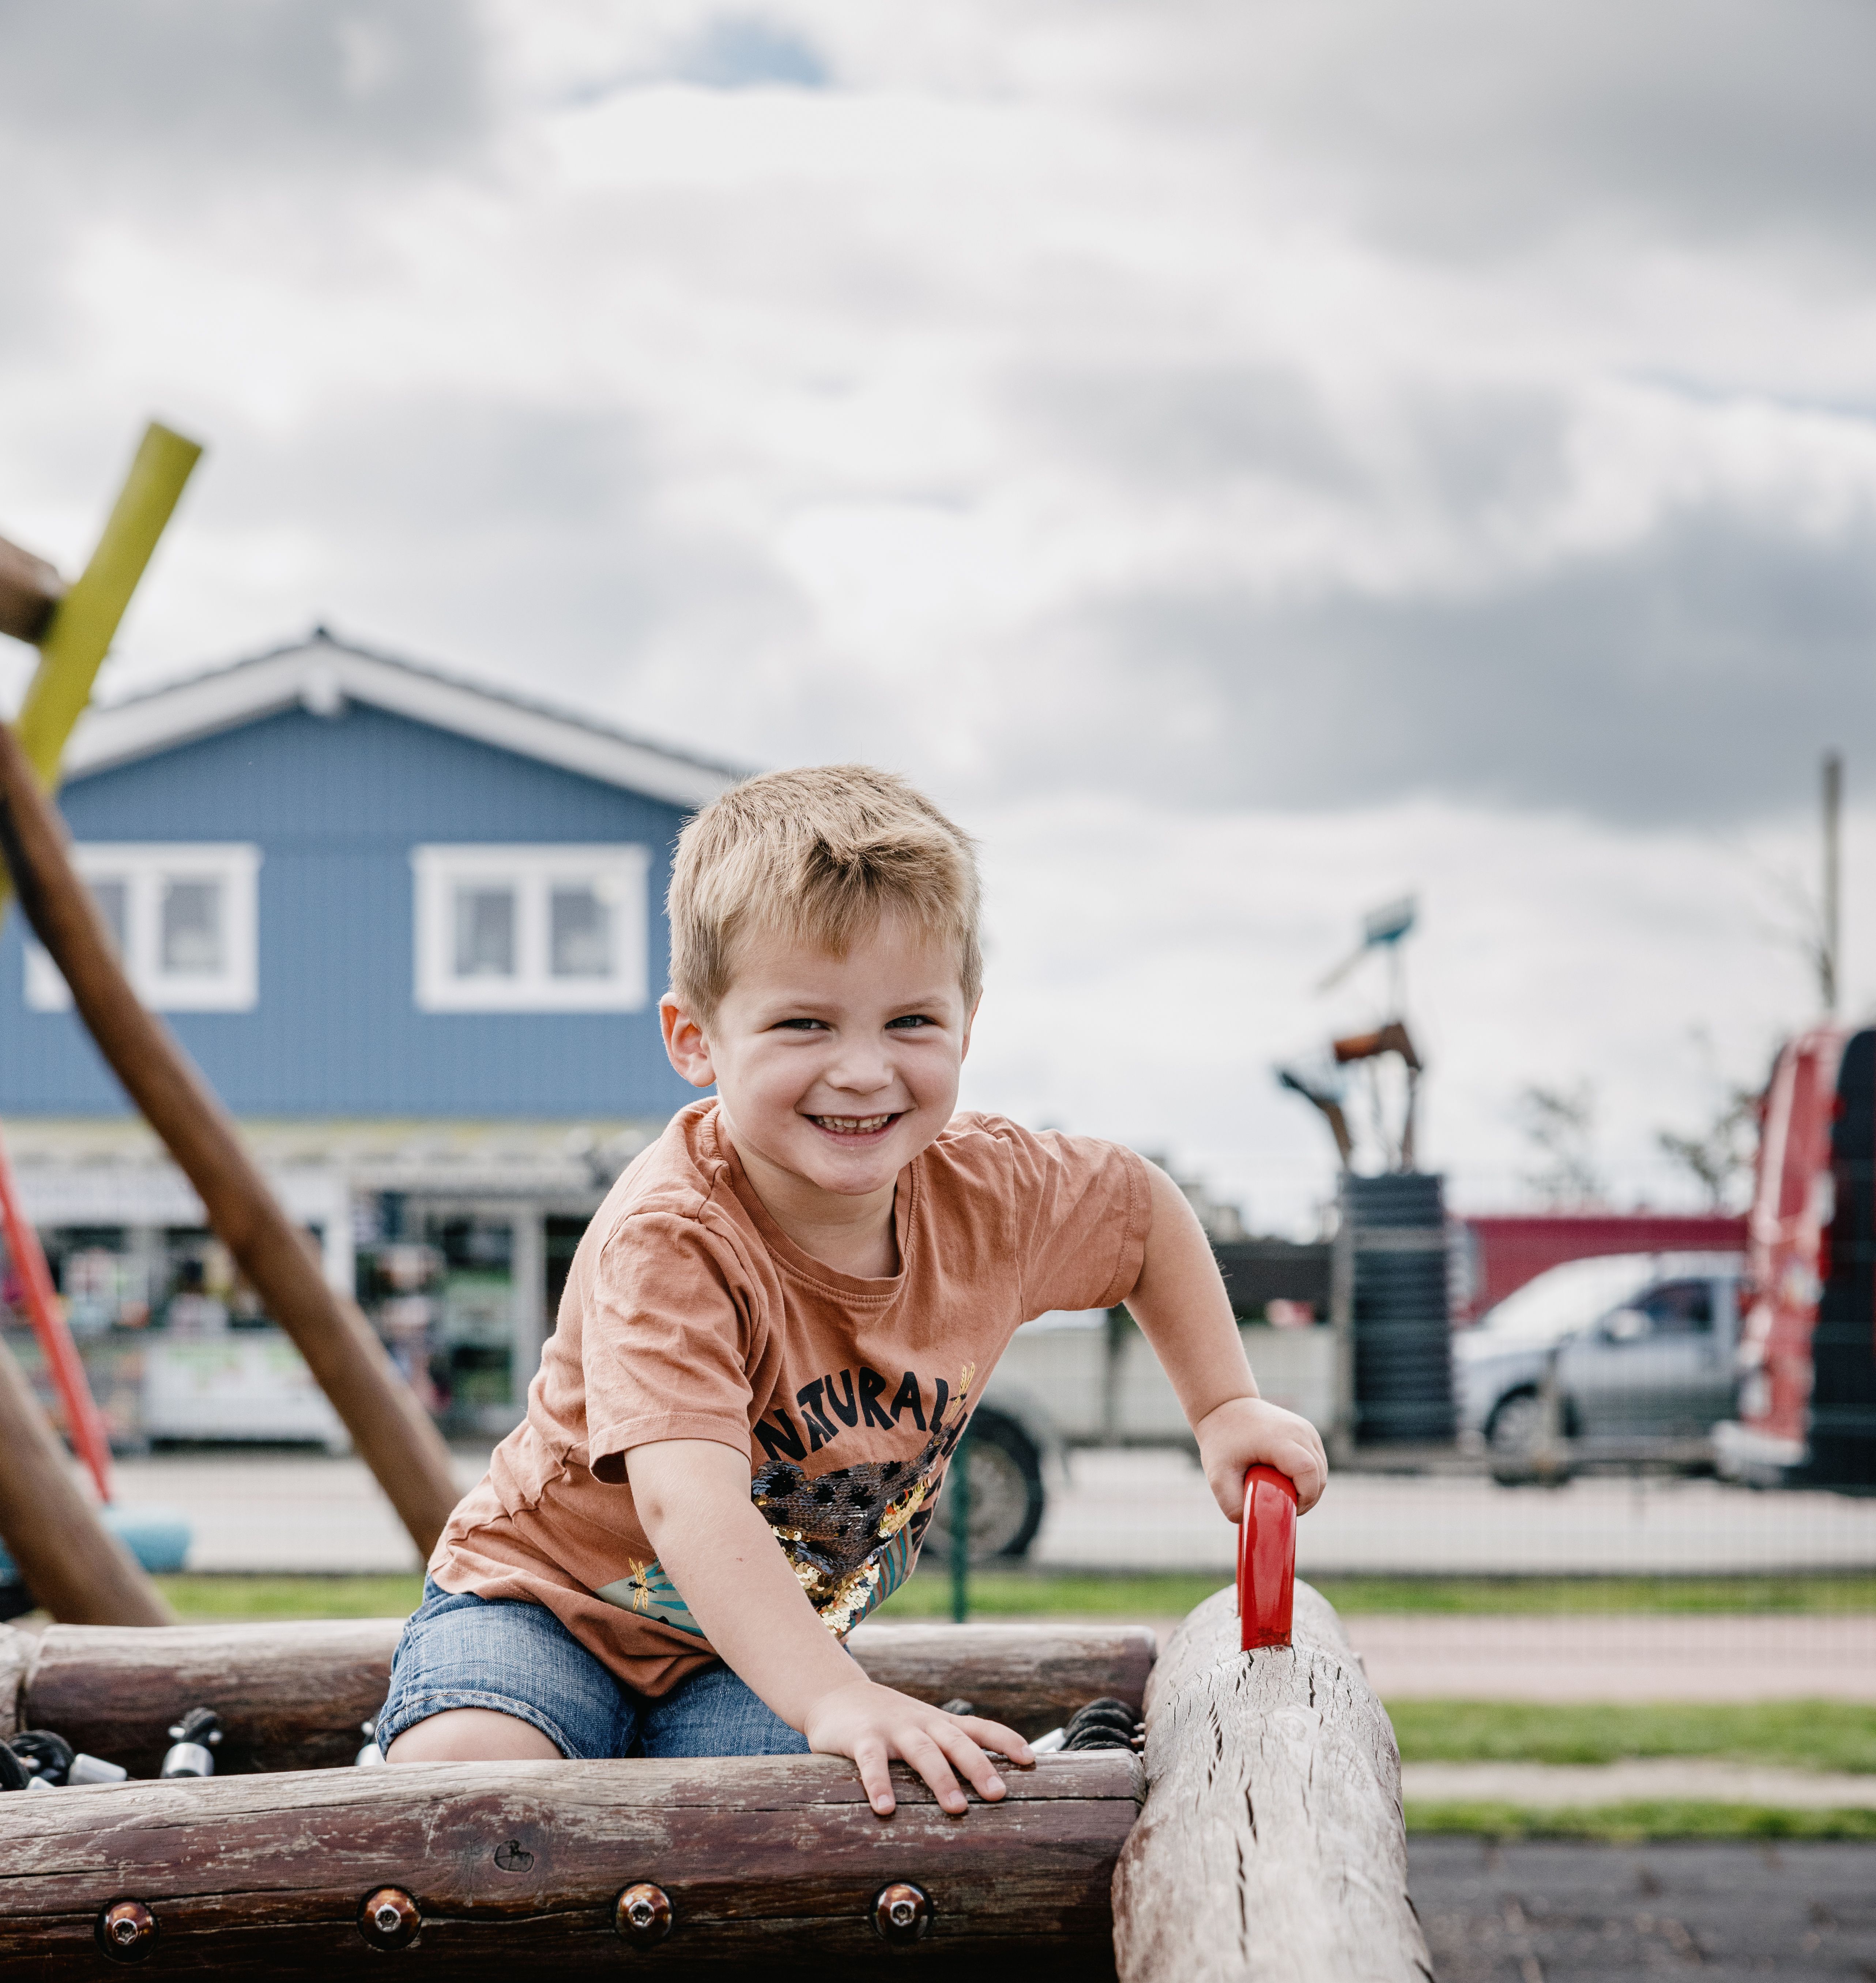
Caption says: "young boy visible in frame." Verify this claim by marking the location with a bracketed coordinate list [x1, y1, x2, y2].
[381, 765, 1326, 1815]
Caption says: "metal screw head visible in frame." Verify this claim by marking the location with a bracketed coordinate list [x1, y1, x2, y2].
[96, 1900, 158, 1964]
[357, 1885, 421, 1950]
[872, 1881, 933, 1945]
[614, 1882, 673, 1946]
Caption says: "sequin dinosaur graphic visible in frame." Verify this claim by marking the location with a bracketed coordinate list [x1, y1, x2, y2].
[749, 1363, 976, 1636]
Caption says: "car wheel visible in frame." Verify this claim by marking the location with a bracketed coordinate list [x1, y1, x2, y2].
[921, 1405, 1047, 1563]
[1486, 1389, 1546, 1458]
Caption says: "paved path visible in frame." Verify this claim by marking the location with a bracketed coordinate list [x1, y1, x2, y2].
[1402, 1759, 1876, 1808]
[110, 1448, 487, 1573]
[1346, 1613, 1876, 1701]
[1037, 1449, 1876, 1575]
[106, 1443, 1876, 1578]
[1411, 1838, 1876, 1982]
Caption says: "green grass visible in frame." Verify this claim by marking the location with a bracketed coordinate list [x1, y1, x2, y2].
[146, 1566, 1224, 1624]
[1389, 1700, 1876, 1773]
[154, 1574, 424, 1619]
[882, 1568, 1876, 1618]
[1314, 1575, 1876, 1615]
[1404, 1800, 1876, 1842]
[144, 1567, 1876, 1623]
[874, 1568, 1229, 1619]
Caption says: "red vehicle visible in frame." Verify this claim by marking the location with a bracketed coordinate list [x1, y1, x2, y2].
[1718, 1025, 1876, 1489]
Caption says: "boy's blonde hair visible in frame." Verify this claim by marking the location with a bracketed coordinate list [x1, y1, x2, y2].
[667, 765, 982, 1022]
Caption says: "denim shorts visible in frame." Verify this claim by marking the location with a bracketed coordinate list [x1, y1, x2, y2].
[376, 1578, 811, 1761]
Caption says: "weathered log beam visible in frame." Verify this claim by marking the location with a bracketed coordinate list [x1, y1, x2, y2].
[1111, 1580, 1431, 1983]
[850, 1618, 1156, 1738]
[0, 1750, 1142, 1979]
[8, 1617, 1156, 1776]
[0, 535, 64, 646]
[18, 1617, 395, 1776]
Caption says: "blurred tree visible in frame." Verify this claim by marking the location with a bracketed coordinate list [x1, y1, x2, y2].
[1655, 1030, 1763, 1212]
[1516, 1081, 1602, 1207]
[1655, 1104, 1757, 1212]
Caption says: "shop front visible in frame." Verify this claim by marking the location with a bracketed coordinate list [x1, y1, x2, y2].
[1, 1118, 651, 1450]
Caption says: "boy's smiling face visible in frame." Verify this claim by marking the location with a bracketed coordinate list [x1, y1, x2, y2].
[661, 911, 974, 1210]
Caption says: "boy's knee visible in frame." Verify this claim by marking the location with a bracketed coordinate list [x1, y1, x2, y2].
[385, 1707, 562, 1764]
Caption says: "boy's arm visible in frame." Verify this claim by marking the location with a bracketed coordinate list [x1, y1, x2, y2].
[1126, 1160, 1329, 1515]
[627, 1437, 1033, 1815]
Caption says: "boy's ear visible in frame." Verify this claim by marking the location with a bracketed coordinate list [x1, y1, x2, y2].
[660, 996, 717, 1089]
[960, 994, 981, 1063]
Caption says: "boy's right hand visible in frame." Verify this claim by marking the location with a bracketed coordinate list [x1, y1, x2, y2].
[802, 1677, 1033, 1817]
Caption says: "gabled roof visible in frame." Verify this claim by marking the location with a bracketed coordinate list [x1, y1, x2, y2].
[63, 628, 746, 811]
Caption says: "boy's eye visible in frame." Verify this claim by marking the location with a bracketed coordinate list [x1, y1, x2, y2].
[773, 1017, 830, 1031]
[886, 1014, 935, 1031]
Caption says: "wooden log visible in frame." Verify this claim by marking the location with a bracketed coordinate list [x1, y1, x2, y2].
[0, 535, 64, 646]
[0, 1623, 30, 1736]
[21, 1618, 397, 1776]
[12, 1617, 1156, 1777]
[0, 1750, 1142, 1979]
[0, 1333, 172, 1627]
[0, 716, 461, 1562]
[1111, 1580, 1431, 1983]
[850, 1618, 1157, 1738]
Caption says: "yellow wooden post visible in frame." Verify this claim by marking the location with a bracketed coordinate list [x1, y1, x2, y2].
[14, 421, 203, 789]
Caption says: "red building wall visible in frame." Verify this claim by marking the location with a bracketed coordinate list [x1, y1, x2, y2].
[1455, 1213, 1749, 1323]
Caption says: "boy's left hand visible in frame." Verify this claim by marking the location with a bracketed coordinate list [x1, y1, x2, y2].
[1195, 1395, 1328, 1517]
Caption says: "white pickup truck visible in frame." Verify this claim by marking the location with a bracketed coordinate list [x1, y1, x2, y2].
[929, 1312, 1336, 1562]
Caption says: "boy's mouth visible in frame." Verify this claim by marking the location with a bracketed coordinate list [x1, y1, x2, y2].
[807, 1112, 901, 1140]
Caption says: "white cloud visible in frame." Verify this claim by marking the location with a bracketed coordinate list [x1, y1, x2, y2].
[958, 794, 1862, 1230]
[1, 0, 1872, 1220]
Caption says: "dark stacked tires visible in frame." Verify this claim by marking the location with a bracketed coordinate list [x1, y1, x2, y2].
[1346, 1172, 1456, 1445]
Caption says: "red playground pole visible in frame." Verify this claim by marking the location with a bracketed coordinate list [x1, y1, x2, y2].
[0, 1118, 113, 1502]
[1238, 1463, 1297, 1651]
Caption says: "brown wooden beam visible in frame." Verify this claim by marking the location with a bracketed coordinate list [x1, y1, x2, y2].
[0, 1750, 1141, 1976]
[0, 1337, 172, 1626]
[852, 1617, 1156, 1738]
[0, 535, 63, 646]
[11, 1617, 1156, 1777]
[0, 717, 462, 1560]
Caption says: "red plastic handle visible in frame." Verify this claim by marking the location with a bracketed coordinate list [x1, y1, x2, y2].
[1238, 1464, 1297, 1652]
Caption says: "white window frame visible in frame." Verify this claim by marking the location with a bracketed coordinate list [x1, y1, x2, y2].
[25, 843, 261, 1013]
[411, 844, 651, 1013]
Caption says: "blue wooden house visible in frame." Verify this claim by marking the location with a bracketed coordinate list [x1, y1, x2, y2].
[0, 629, 740, 1440]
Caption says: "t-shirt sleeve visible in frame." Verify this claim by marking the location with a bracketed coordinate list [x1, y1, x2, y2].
[580, 1210, 758, 1483]
[1001, 1125, 1153, 1317]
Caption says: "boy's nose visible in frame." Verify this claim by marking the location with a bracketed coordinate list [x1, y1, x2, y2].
[823, 1045, 895, 1095]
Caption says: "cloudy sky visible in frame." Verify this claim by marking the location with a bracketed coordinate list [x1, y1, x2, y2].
[2, 0, 1872, 1229]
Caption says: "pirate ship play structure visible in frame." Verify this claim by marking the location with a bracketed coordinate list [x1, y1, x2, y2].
[0, 1530, 1424, 1978]
[0, 488, 1426, 1980]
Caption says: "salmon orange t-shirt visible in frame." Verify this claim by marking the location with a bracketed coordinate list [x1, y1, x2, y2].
[430, 1100, 1152, 1696]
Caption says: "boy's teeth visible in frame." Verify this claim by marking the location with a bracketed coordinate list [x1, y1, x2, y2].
[818, 1113, 892, 1132]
